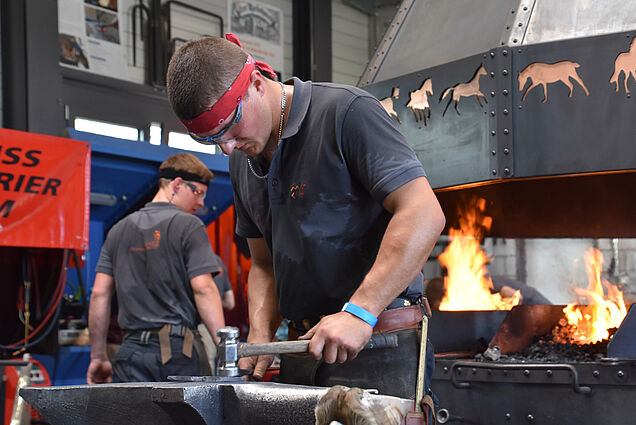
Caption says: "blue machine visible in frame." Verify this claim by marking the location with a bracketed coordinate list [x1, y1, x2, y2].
[39, 129, 232, 385]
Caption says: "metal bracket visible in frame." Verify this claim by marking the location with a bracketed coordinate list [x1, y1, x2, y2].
[358, 0, 415, 87]
[500, 0, 536, 47]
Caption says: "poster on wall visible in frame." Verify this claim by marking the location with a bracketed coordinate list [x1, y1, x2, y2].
[228, 0, 284, 78]
[58, 0, 129, 81]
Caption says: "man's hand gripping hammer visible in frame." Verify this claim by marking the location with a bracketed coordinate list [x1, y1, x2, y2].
[216, 326, 399, 377]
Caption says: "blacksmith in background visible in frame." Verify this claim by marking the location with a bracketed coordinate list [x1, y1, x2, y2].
[165, 34, 445, 406]
[87, 153, 226, 383]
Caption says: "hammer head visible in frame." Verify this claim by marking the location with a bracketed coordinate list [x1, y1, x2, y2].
[217, 326, 240, 377]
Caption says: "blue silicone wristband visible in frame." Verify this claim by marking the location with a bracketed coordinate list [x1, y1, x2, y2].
[341, 302, 378, 328]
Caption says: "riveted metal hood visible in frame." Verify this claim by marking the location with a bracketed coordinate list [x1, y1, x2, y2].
[360, 0, 636, 237]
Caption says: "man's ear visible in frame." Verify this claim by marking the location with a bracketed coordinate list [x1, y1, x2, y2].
[171, 177, 183, 192]
[250, 70, 266, 95]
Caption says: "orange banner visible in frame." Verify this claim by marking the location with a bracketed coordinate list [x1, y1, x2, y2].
[0, 129, 90, 249]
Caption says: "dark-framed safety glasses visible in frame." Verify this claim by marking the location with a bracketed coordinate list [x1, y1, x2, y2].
[189, 101, 243, 145]
[183, 181, 207, 199]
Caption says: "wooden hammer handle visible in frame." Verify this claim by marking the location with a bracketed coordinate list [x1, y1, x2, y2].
[238, 340, 310, 358]
[236, 334, 399, 358]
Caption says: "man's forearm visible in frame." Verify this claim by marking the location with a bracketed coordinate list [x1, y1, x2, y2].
[246, 261, 281, 341]
[192, 275, 225, 344]
[88, 293, 111, 360]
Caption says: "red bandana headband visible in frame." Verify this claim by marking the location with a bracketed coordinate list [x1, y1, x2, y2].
[180, 33, 277, 135]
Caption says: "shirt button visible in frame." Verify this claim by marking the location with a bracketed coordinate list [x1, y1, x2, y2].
[272, 179, 278, 186]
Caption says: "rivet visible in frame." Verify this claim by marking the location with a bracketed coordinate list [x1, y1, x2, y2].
[457, 367, 462, 374]
[491, 72, 496, 78]
[503, 108, 509, 115]
[472, 368, 477, 374]
[491, 110, 496, 116]
[628, 94, 632, 99]
[502, 69, 509, 76]
[491, 130, 496, 136]
[527, 414, 534, 421]
[492, 169, 497, 175]
[519, 49, 523, 53]
[443, 366, 449, 373]
[523, 6, 528, 10]
[518, 22, 523, 27]
[504, 167, 510, 175]
[546, 370, 553, 377]
[505, 413, 512, 420]
[503, 148, 510, 155]
[519, 105, 523, 109]
[593, 370, 600, 377]
[503, 50, 508, 56]
[523, 369, 530, 376]
[503, 370, 508, 375]
[503, 89, 509, 95]
[491, 91, 496, 97]
[513, 39, 518, 43]
[511, 9, 515, 13]
[492, 150, 497, 155]
[487, 369, 493, 375]
[503, 128, 509, 134]
[490, 52, 495, 57]
[618, 370, 625, 378]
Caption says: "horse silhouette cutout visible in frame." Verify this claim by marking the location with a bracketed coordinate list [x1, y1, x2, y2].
[440, 65, 488, 116]
[610, 37, 636, 93]
[518, 61, 589, 103]
[379, 87, 401, 124]
[406, 78, 434, 125]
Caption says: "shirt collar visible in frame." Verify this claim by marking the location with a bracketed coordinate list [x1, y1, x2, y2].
[281, 77, 311, 139]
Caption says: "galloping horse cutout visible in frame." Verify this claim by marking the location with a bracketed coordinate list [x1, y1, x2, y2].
[379, 87, 401, 124]
[518, 61, 589, 103]
[406, 78, 434, 125]
[609, 37, 636, 93]
[440, 65, 488, 116]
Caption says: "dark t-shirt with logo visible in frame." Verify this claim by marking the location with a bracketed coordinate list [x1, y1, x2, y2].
[230, 78, 426, 321]
[96, 202, 222, 330]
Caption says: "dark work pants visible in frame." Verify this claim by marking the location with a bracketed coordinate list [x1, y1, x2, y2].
[279, 328, 436, 402]
[113, 333, 211, 382]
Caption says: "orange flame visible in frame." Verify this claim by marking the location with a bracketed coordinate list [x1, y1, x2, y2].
[561, 248, 627, 344]
[438, 198, 521, 311]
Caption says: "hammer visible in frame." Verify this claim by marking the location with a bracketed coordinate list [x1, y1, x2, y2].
[216, 326, 398, 377]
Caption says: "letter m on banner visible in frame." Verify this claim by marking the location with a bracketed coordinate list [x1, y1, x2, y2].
[0, 129, 90, 249]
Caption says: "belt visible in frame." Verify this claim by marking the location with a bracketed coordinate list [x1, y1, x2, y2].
[124, 324, 198, 364]
[289, 304, 423, 338]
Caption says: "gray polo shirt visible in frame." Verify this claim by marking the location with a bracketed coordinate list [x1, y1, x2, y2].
[230, 78, 426, 321]
[96, 202, 222, 330]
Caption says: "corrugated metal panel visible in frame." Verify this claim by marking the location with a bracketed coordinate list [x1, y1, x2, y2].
[332, 0, 369, 85]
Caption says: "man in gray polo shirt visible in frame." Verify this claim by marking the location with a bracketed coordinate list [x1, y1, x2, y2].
[166, 36, 445, 405]
[87, 153, 226, 383]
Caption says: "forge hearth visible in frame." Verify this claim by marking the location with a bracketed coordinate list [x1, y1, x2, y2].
[430, 305, 636, 424]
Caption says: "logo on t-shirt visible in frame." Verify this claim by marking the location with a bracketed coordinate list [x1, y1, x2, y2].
[289, 183, 306, 200]
[130, 230, 161, 251]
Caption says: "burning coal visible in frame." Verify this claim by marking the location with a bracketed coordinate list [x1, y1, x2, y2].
[556, 248, 627, 345]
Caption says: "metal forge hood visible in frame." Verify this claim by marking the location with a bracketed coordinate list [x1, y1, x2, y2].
[360, 0, 636, 238]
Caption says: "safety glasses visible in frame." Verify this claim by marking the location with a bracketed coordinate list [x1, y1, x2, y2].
[183, 181, 207, 199]
[189, 101, 243, 145]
